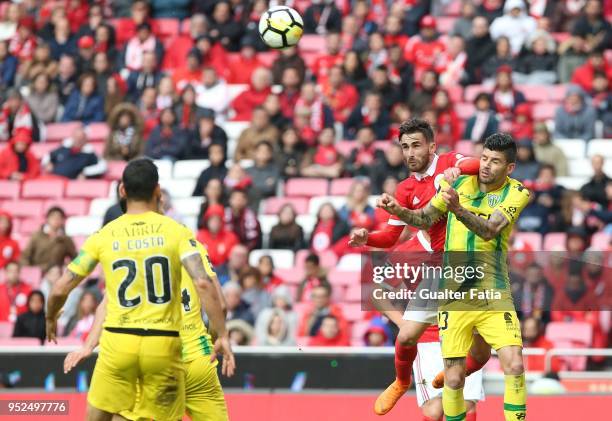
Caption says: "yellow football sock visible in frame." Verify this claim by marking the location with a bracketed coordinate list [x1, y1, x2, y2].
[443, 385, 466, 421]
[504, 373, 527, 421]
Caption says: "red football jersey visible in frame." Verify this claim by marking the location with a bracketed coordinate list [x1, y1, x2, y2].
[388, 151, 464, 252]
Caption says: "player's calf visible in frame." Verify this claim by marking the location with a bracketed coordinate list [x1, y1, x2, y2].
[497, 346, 527, 421]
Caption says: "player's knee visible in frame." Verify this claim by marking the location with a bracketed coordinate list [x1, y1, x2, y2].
[444, 370, 465, 389]
[507, 358, 524, 375]
[397, 329, 418, 346]
[421, 400, 443, 420]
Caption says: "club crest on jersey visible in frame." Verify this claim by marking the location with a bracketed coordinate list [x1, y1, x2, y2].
[487, 194, 500, 207]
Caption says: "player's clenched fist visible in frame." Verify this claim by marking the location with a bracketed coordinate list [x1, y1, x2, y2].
[377, 193, 402, 215]
[349, 228, 368, 246]
[443, 167, 461, 185]
[441, 187, 460, 212]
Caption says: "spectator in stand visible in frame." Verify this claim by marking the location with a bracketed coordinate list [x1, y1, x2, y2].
[9, 16, 37, 63]
[12, 290, 46, 343]
[387, 44, 415, 99]
[339, 180, 375, 231]
[257, 256, 284, 292]
[482, 36, 516, 82]
[342, 50, 369, 93]
[231, 67, 272, 121]
[246, 141, 280, 206]
[514, 263, 555, 323]
[155, 76, 176, 111]
[255, 305, 297, 346]
[278, 67, 302, 121]
[581, 155, 610, 208]
[227, 319, 255, 345]
[271, 46, 306, 86]
[21, 43, 58, 87]
[301, 127, 343, 178]
[591, 72, 612, 138]
[45, 126, 105, 179]
[432, 89, 461, 149]
[0, 262, 32, 322]
[104, 103, 144, 161]
[309, 315, 350, 346]
[571, 48, 612, 93]
[510, 103, 534, 142]
[217, 244, 249, 285]
[61, 73, 105, 123]
[407, 70, 439, 116]
[126, 51, 162, 103]
[53, 55, 78, 105]
[312, 32, 344, 84]
[293, 82, 335, 144]
[299, 285, 349, 344]
[371, 144, 409, 195]
[571, 0, 612, 52]
[263, 94, 291, 130]
[123, 22, 164, 72]
[465, 93, 499, 142]
[185, 110, 228, 161]
[20, 206, 76, 268]
[172, 49, 203, 93]
[26, 73, 59, 124]
[235, 106, 280, 160]
[0, 89, 39, 143]
[490, 0, 537, 55]
[0, 211, 19, 269]
[196, 204, 239, 268]
[345, 91, 390, 140]
[516, 30, 558, 85]
[0, 41, 18, 91]
[48, 17, 77, 61]
[383, 14, 409, 51]
[223, 281, 255, 326]
[303, 1, 343, 35]
[311, 203, 350, 254]
[534, 164, 567, 231]
[532, 123, 568, 177]
[296, 254, 331, 303]
[367, 65, 403, 112]
[193, 148, 228, 200]
[521, 317, 562, 372]
[150, 0, 192, 19]
[553, 262, 599, 311]
[238, 267, 271, 318]
[38, 264, 63, 304]
[554, 85, 597, 141]
[276, 127, 305, 179]
[138, 86, 160, 137]
[365, 33, 388, 77]
[451, 0, 477, 40]
[93, 25, 119, 68]
[77, 4, 113, 41]
[363, 317, 394, 347]
[224, 163, 252, 193]
[477, 0, 505, 22]
[464, 16, 497, 84]
[227, 36, 263, 85]
[75, 36, 97, 75]
[269, 204, 305, 251]
[513, 141, 541, 182]
[491, 65, 526, 119]
[346, 126, 384, 177]
[208, 1, 244, 52]
[195, 67, 230, 124]
[225, 189, 262, 250]
[404, 15, 446, 82]
[0, 130, 40, 181]
[582, 249, 612, 305]
[517, 185, 550, 234]
[192, 35, 231, 81]
[438, 35, 468, 88]
[172, 85, 204, 132]
[145, 108, 187, 161]
[63, 291, 98, 339]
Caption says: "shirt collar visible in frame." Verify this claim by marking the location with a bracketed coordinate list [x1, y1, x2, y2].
[413, 154, 439, 181]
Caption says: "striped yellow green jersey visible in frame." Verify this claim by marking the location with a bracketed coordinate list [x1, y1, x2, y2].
[180, 241, 216, 363]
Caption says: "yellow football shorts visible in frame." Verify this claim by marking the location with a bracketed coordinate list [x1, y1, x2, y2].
[88, 330, 185, 421]
[438, 310, 523, 358]
[184, 356, 228, 421]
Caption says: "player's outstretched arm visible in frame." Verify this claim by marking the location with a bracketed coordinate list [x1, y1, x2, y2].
[377, 193, 444, 230]
[46, 269, 85, 343]
[64, 295, 107, 373]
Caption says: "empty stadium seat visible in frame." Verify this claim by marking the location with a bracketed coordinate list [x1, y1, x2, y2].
[0, 321, 14, 338]
[153, 160, 174, 180]
[262, 197, 310, 215]
[0, 181, 20, 199]
[29, 142, 58, 159]
[109, 18, 136, 45]
[517, 85, 549, 102]
[455, 140, 475, 156]
[173, 160, 210, 179]
[22, 179, 64, 199]
[300, 34, 326, 53]
[339, 303, 365, 322]
[295, 215, 317, 238]
[44, 199, 89, 216]
[556, 176, 589, 190]
[259, 214, 279, 237]
[533, 102, 558, 120]
[105, 161, 127, 181]
[21, 266, 42, 288]
[543, 232, 567, 251]
[337, 254, 363, 271]
[335, 141, 358, 157]
[248, 249, 295, 269]
[44, 122, 81, 142]
[553, 139, 586, 159]
[183, 216, 198, 232]
[285, 178, 329, 197]
[351, 320, 370, 345]
[447, 85, 464, 103]
[272, 268, 303, 285]
[256, 51, 278, 68]
[161, 35, 194, 70]
[330, 178, 356, 196]
[328, 269, 361, 287]
[86, 122, 110, 141]
[151, 18, 180, 39]
[464, 85, 491, 102]
[308, 196, 347, 214]
[546, 322, 593, 371]
[0, 338, 40, 346]
[514, 232, 543, 250]
[455, 102, 475, 120]
[66, 216, 103, 236]
[548, 84, 568, 102]
[436, 16, 457, 33]
[160, 179, 197, 199]
[591, 232, 611, 249]
[18, 218, 44, 235]
[89, 198, 115, 217]
[1, 200, 44, 218]
[295, 249, 338, 269]
[65, 180, 110, 199]
[173, 197, 202, 217]
[587, 139, 612, 158]
[345, 284, 363, 303]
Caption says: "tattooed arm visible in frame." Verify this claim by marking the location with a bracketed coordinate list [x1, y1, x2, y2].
[377, 193, 445, 230]
[46, 269, 85, 342]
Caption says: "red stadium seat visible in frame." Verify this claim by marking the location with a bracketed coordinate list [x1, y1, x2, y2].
[105, 161, 127, 181]
[44, 199, 89, 216]
[339, 303, 364, 322]
[543, 232, 567, 251]
[455, 140, 475, 156]
[546, 322, 593, 371]
[295, 249, 338, 269]
[591, 232, 611, 249]
[0, 181, 20, 199]
[327, 269, 361, 287]
[551, 32, 571, 44]
[335, 141, 358, 157]
[351, 320, 370, 346]
[0, 338, 40, 346]
[257, 51, 278, 68]
[533, 102, 559, 120]
[45, 122, 81, 142]
[447, 85, 464, 103]
[300, 34, 326, 53]
[18, 217, 44, 235]
[110, 18, 136, 46]
[180, 18, 191, 35]
[514, 232, 543, 250]
[151, 18, 180, 39]
[345, 284, 362, 303]
[517, 85, 549, 103]
[262, 197, 309, 215]
[65, 180, 110, 199]
[455, 102, 476, 120]
[161, 35, 195, 70]
[436, 16, 457, 34]
[21, 266, 42, 289]
[464, 85, 491, 103]
[86, 122, 110, 142]
[329, 178, 355, 196]
[22, 179, 64, 199]
[548, 85, 568, 102]
[47, 337, 84, 346]
[272, 268, 303, 285]
[1, 200, 44, 218]
[29, 142, 59, 159]
[0, 321, 13, 338]
[373, 141, 392, 152]
[284, 178, 328, 197]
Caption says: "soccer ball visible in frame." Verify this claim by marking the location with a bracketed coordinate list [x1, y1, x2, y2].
[258, 6, 304, 49]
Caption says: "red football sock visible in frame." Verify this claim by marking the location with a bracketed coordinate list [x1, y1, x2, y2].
[394, 340, 417, 387]
[466, 352, 490, 376]
[466, 410, 477, 421]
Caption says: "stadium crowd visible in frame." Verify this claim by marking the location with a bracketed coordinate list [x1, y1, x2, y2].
[0, 0, 610, 370]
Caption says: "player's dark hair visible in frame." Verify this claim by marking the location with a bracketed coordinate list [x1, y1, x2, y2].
[483, 133, 517, 163]
[46, 206, 66, 219]
[398, 118, 435, 143]
[305, 253, 320, 266]
[122, 158, 159, 201]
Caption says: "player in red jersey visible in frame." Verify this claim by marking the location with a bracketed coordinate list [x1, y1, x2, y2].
[349, 119, 488, 418]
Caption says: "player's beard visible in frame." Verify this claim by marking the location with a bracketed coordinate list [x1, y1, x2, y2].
[406, 154, 429, 173]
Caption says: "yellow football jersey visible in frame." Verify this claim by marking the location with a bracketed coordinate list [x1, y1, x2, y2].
[68, 211, 199, 333]
[180, 241, 216, 362]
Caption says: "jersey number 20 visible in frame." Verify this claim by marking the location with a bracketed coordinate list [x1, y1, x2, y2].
[113, 256, 171, 307]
